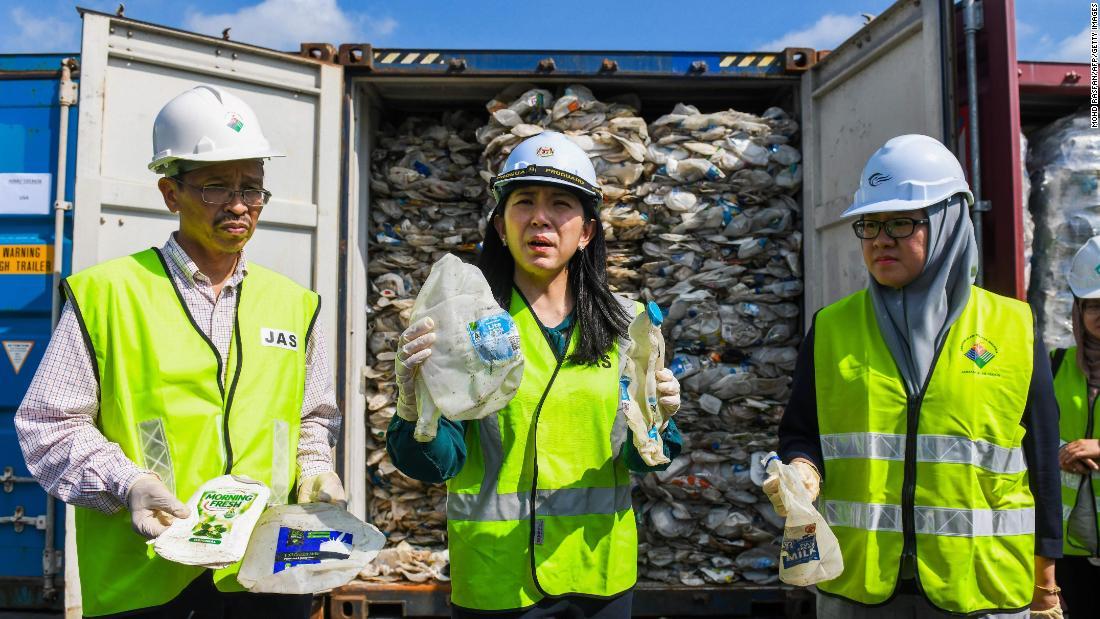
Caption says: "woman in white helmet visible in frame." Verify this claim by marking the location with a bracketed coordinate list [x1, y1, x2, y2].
[386, 131, 683, 618]
[1050, 236, 1100, 615]
[766, 134, 1063, 618]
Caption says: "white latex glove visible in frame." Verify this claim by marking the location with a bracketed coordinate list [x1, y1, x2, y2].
[297, 471, 347, 509]
[761, 458, 820, 517]
[1030, 605, 1064, 619]
[127, 474, 189, 539]
[656, 368, 681, 421]
[395, 317, 436, 422]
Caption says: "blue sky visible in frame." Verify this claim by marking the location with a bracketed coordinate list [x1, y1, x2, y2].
[0, 0, 1091, 62]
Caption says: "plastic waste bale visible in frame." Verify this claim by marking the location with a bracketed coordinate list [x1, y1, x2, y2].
[631, 103, 802, 587]
[366, 93, 804, 588]
[153, 475, 270, 568]
[362, 111, 488, 576]
[409, 253, 524, 442]
[238, 503, 387, 594]
[1027, 109, 1100, 350]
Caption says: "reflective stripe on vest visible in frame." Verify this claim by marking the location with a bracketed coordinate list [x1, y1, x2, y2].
[824, 501, 1035, 537]
[1052, 348, 1100, 556]
[65, 249, 317, 616]
[821, 432, 1026, 474]
[814, 286, 1034, 614]
[447, 486, 633, 522]
[445, 291, 639, 611]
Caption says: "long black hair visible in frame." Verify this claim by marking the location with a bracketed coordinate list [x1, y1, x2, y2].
[476, 186, 630, 366]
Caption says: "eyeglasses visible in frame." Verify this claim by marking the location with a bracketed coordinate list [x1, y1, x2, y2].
[172, 178, 272, 207]
[852, 217, 929, 240]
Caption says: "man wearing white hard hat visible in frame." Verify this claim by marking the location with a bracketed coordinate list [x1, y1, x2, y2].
[1050, 236, 1100, 615]
[15, 85, 344, 617]
[767, 134, 1063, 617]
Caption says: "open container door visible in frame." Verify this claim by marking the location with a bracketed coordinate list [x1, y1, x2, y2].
[69, 9, 343, 616]
[801, 0, 953, 320]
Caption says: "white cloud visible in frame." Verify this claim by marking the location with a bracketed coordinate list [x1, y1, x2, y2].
[184, 0, 396, 50]
[759, 13, 866, 51]
[1, 7, 80, 53]
[1041, 24, 1093, 62]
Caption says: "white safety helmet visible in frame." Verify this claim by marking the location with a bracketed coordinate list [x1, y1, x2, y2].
[843, 134, 974, 218]
[1069, 236, 1100, 299]
[490, 131, 601, 208]
[149, 85, 283, 175]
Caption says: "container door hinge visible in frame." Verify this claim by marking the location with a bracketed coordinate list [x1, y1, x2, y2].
[2, 466, 37, 493]
[59, 81, 78, 106]
[963, 0, 984, 32]
[0, 506, 48, 533]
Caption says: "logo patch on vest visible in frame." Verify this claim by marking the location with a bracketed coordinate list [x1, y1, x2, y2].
[961, 334, 998, 369]
[261, 328, 299, 351]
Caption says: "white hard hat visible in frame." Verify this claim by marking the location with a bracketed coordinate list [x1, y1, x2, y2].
[149, 85, 283, 175]
[490, 131, 601, 207]
[843, 134, 974, 218]
[1069, 236, 1100, 299]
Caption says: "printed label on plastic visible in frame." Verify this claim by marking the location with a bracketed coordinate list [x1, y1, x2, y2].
[188, 490, 258, 545]
[781, 527, 821, 569]
[467, 312, 521, 365]
[273, 527, 354, 573]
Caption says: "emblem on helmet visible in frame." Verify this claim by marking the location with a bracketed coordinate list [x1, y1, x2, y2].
[868, 172, 893, 187]
[535, 146, 554, 157]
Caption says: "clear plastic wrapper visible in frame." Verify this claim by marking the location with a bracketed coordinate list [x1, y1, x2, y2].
[1027, 110, 1100, 350]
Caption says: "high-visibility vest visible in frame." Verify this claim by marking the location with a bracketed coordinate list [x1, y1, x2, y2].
[1051, 347, 1100, 556]
[64, 248, 319, 617]
[813, 286, 1035, 614]
[445, 289, 639, 611]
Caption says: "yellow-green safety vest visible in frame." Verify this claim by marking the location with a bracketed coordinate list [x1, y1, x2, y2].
[445, 290, 639, 611]
[64, 248, 319, 617]
[1051, 347, 1100, 557]
[814, 286, 1035, 614]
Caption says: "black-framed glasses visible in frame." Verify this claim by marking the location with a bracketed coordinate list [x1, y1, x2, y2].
[852, 217, 929, 240]
[172, 178, 272, 207]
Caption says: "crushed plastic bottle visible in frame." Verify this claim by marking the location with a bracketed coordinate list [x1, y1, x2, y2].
[409, 253, 524, 442]
[623, 301, 670, 466]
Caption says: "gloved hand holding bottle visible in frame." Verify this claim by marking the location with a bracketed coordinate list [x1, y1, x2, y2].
[297, 470, 348, 509]
[655, 368, 680, 424]
[127, 474, 190, 539]
[762, 458, 820, 517]
[394, 317, 436, 423]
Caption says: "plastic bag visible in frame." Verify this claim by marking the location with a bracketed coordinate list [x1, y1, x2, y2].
[409, 253, 524, 442]
[763, 453, 843, 586]
[622, 301, 670, 466]
[238, 503, 387, 594]
[153, 475, 270, 568]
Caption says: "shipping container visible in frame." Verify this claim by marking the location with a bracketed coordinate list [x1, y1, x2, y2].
[0, 53, 76, 612]
[0, 0, 1092, 615]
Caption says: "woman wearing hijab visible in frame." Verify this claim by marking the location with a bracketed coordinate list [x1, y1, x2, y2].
[385, 131, 683, 618]
[1051, 236, 1100, 615]
[766, 134, 1063, 618]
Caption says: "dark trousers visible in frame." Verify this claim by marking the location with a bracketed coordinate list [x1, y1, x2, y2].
[1058, 556, 1100, 618]
[90, 571, 313, 619]
[451, 591, 632, 619]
